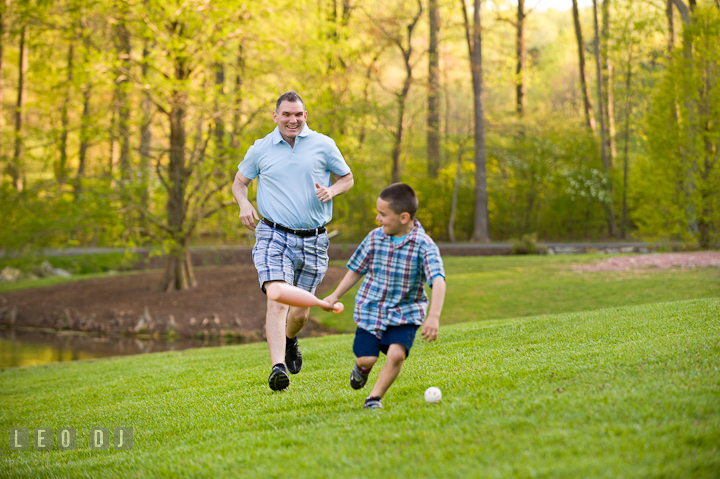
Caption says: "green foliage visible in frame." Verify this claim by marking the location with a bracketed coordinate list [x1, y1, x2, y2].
[0, 252, 137, 275]
[635, 7, 720, 249]
[1, 299, 718, 477]
[0, 181, 126, 255]
[0, 0, 705, 250]
[510, 232, 546, 254]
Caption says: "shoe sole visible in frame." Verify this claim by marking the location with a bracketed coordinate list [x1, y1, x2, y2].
[285, 349, 302, 374]
[269, 371, 290, 391]
[286, 360, 302, 375]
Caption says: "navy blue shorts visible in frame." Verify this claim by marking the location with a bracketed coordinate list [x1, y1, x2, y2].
[353, 324, 419, 358]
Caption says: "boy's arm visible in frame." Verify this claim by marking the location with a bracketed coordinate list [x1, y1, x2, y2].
[321, 270, 363, 311]
[422, 277, 446, 343]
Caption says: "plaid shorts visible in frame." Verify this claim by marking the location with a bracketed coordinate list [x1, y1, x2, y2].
[252, 221, 330, 294]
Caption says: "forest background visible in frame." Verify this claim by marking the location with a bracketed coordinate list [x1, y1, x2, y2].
[0, 0, 717, 290]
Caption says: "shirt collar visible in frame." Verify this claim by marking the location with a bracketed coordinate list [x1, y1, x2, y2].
[271, 125, 311, 145]
[380, 219, 423, 245]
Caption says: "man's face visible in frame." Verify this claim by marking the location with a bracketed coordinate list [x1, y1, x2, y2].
[272, 100, 307, 142]
[375, 197, 410, 237]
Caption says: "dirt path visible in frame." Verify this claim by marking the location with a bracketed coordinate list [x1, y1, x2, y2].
[0, 265, 347, 340]
[574, 251, 720, 271]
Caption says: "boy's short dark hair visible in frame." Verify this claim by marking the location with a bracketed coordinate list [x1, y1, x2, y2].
[379, 183, 418, 219]
[276, 91, 305, 111]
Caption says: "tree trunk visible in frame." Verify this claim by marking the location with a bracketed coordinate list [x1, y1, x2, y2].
[448, 141, 466, 243]
[11, 26, 28, 192]
[159, 54, 196, 291]
[58, 42, 74, 185]
[160, 248, 196, 292]
[75, 26, 91, 200]
[231, 42, 243, 149]
[593, 0, 617, 237]
[461, 0, 490, 242]
[391, 80, 410, 184]
[214, 62, 225, 158]
[572, 0, 596, 133]
[601, 0, 616, 164]
[75, 82, 91, 200]
[666, 0, 675, 53]
[0, 0, 6, 186]
[389, 0, 422, 184]
[621, 49, 632, 239]
[516, 0, 526, 118]
[139, 38, 152, 212]
[427, 0, 441, 177]
[116, 16, 132, 185]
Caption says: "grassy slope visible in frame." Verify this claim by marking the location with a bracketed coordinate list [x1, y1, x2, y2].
[1, 299, 719, 478]
[316, 255, 720, 331]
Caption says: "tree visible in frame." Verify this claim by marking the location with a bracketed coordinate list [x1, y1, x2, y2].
[636, 6, 720, 249]
[10, 25, 28, 191]
[427, 0, 441, 177]
[461, 0, 490, 242]
[0, 0, 8, 187]
[601, 0, 617, 163]
[370, 0, 423, 184]
[592, 0, 617, 237]
[133, 0, 238, 291]
[572, 0, 597, 133]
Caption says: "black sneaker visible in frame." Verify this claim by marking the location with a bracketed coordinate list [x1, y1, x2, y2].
[364, 396, 382, 409]
[285, 336, 303, 374]
[268, 364, 290, 391]
[350, 364, 369, 390]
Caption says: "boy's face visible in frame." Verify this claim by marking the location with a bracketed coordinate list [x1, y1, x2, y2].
[376, 197, 412, 237]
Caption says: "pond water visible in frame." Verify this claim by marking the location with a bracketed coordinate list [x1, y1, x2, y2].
[0, 329, 241, 368]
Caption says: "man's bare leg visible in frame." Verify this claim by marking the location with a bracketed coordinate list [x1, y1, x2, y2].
[286, 306, 310, 339]
[368, 344, 407, 399]
[265, 282, 291, 366]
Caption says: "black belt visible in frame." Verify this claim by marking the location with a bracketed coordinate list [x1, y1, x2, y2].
[263, 218, 326, 237]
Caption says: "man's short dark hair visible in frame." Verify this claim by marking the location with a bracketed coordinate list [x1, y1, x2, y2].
[379, 183, 418, 219]
[276, 91, 305, 111]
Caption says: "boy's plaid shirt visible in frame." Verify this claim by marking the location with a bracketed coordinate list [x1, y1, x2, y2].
[346, 220, 445, 338]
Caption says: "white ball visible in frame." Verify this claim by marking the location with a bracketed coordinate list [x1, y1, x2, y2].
[424, 386, 442, 404]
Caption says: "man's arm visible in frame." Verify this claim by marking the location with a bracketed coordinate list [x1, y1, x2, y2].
[321, 269, 363, 310]
[315, 171, 354, 203]
[232, 170, 260, 231]
[421, 277, 446, 343]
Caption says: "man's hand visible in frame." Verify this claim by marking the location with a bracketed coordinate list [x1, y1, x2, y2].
[315, 182, 334, 203]
[233, 171, 259, 231]
[321, 293, 340, 312]
[421, 316, 439, 343]
[239, 202, 260, 231]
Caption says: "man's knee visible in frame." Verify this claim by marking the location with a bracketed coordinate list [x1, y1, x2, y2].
[288, 306, 310, 324]
[266, 293, 290, 319]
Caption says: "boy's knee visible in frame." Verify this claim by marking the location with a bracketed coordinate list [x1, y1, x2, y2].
[356, 356, 378, 369]
[386, 345, 407, 365]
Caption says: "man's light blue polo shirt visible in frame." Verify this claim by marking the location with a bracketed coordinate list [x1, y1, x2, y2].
[238, 125, 351, 229]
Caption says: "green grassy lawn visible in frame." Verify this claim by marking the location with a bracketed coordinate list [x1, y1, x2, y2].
[1, 299, 718, 478]
[316, 254, 720, 332]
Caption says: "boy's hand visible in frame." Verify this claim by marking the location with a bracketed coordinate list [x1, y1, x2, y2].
[321, 294, 339, 312]
[422, 316, 439, 342]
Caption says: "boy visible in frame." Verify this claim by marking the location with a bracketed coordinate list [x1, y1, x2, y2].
[322, 183, 446, 409]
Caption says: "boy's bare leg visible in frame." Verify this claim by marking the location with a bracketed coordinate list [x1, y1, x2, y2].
[369, 343, 407, 398]
[266, 296, 290, 365]
[356, 356, 378, 370]
[286, 306, 310, 338]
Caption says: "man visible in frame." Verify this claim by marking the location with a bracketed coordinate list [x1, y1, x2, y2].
[232, 91, 354, 391]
